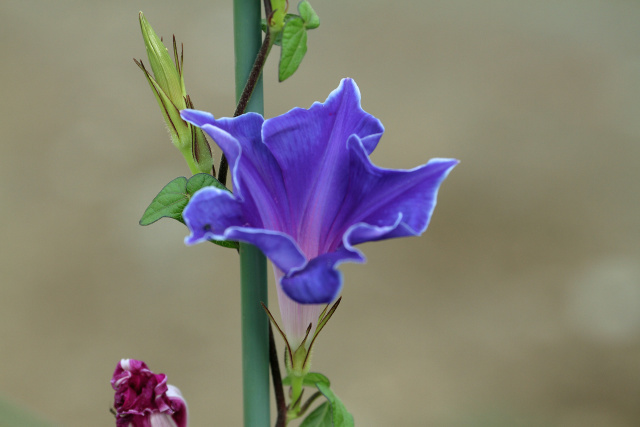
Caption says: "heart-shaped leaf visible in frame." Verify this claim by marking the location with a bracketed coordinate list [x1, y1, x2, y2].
[139, 176, 191, 226]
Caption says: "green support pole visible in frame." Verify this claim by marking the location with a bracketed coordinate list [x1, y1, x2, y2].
[239, 243, 269, 426]
[233, 1, 270, 426]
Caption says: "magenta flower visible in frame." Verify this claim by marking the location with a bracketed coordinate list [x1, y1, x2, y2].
[111, 359, 188, 427]
[181, 78, 457, 307]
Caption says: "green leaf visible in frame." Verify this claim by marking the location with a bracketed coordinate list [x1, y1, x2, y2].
[279, 17, 307, 81]
[139, 176, 190, 225]
[304, 372, 331, 387]
[282, 372, 330, 388]
[316, 383, 354, 427]
[185, 172, 227, 194]
[298, 0, 320, 29]
[139, 174, 237, 249]
[300, 401, 332, 427]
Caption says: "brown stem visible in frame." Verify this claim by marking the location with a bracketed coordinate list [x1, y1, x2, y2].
[270, 324, 287, 427]
[263, 0, 273, 21]
[218, 31, 272, 186]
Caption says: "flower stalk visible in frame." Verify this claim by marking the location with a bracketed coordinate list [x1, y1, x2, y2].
[219, 10, 275, 186]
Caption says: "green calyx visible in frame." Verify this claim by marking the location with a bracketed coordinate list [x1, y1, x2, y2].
[136, 12, 213, 175]
[263, 298, 341, 379]
[269, 0, 287, 33]
[262, 298, 342, 421]
[287, 329, 313, 376]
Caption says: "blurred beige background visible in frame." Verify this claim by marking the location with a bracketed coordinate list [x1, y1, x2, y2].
[2, 0, 640, 426]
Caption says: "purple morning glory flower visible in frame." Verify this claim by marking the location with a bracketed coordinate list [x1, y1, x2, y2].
[180, 79, 457, 308]
[111, 359, 188, 427]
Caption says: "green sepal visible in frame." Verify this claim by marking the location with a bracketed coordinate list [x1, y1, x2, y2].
[139, 12, 185, 107]
[186, 96, 214, 175]
[137, 59, 213, 174]
[316, 382, 354, 427]
[282, 372, 330, 388]
[298, 0, 320, 29]
[135, 58, 184, 149]
[299, 402, 331, 427]
[139, 174, 238, 249]
[137, 12, 213, 175]
[279, 16, 307, 81]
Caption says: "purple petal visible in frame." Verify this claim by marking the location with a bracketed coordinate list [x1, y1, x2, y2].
[324, 135, 459, 251]
[184, 188, 307, 273]
[261, 78, 384, 257]
[277, 136, 456, 303]
[181, 109, 291, 231]
[225, 228, 307, 272]
[280, 257, 342, 304]
[182, 187, 245, 245]
[281, 248, 365, 304]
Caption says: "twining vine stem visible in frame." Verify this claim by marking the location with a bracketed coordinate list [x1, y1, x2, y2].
[270, 324, 287, 427]
[218, 30, 272, 186]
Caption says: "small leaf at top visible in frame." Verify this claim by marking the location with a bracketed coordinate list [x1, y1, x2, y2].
[279, 17, 307, 81]
[298, 0, 320, 29]
[299, 401, 332, 427]
[316, 383, 354, 427]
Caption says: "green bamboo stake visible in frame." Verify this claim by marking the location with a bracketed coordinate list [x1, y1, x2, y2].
[239, 243, 269, 426]
[234, 1, 270, 426]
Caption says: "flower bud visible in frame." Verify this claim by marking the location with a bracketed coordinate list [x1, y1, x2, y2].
[136, 12, 213, 175]
[111, 359, 188, 427]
